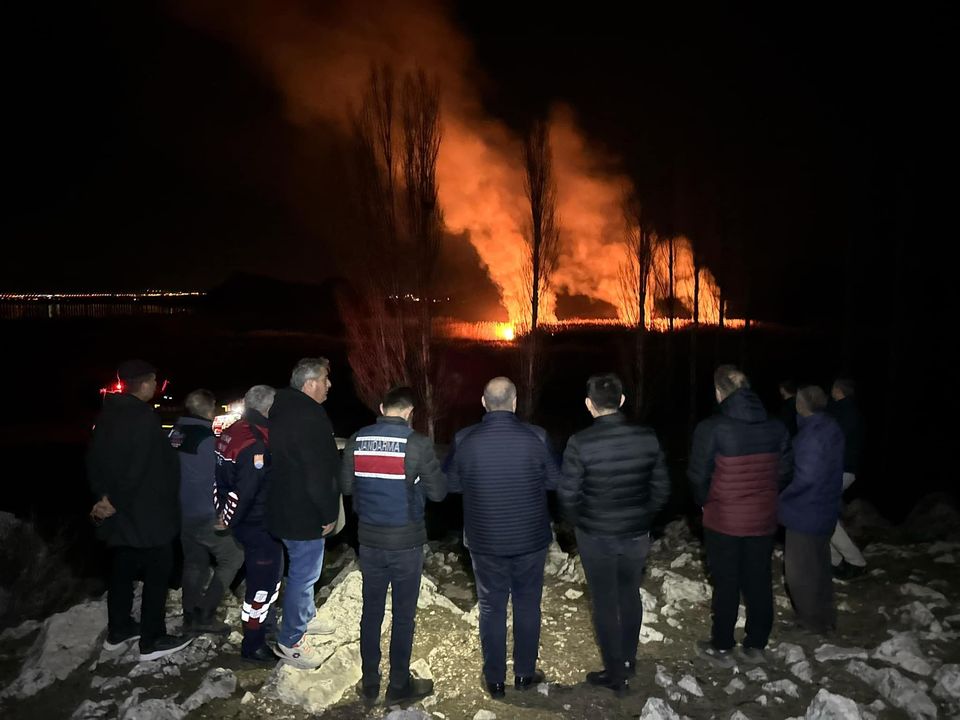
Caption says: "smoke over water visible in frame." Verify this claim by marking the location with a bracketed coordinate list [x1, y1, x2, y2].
[177, 0, 726, 328]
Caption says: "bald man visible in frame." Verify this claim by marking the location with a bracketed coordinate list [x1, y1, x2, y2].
[446, 377, 561, 699]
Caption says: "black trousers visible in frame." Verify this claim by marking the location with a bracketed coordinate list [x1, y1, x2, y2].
[704, 529, 774, 651]
[577, 529, 651, 682]
[108, 544, 173, 647]
[784, 529, 835, 633]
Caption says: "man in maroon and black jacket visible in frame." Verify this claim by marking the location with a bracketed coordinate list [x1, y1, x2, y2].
[688, 365, 792, 667]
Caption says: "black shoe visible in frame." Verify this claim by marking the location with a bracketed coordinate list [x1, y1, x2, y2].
[192, 609, 231, 635]
[586, 670, 628, 696]
[385, 676, 434, 703]
[695, 640, 735, 669]
[624, 659, 637, 677]
[355, 678, 380, 704]
[515, 669, 545, 690]
[485, 680, 506, 699]
[139, 634, 193, 662]
[241, 644, 278, 665]
[103, 623, 141, 651]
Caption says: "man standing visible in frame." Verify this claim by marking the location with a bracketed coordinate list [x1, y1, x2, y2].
[828, 378, 867, 578]
[170, 389, 242, 634]
[779, 385, 845, 635]
[215, 385, 280, 663]
[559, 373, 670, 695]
[267, 358, 340, 668]
[688, 365, 792, 667]
[448, 377, 561, 698]
[778, 380, 799, 437]
[88, 359, 193, 661]
[340, 387, 447, 704]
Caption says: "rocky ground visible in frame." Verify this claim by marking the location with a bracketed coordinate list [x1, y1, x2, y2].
[1, 499, 959, 720]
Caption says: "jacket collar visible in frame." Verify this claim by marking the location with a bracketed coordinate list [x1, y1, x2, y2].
[482, 410, 517, 423]
[594, 411, 626, 425]
[378, 415, 411, 427]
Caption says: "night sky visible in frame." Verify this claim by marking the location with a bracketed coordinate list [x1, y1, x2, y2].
[6, 1, 947, 328]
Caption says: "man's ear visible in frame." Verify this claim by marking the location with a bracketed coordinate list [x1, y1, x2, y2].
[619, 394, 626, 409]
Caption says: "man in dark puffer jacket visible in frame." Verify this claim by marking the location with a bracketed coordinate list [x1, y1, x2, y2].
[688, 365, 792, 667]
[559, 373, 669, 694]
[448, 377, 562, 699]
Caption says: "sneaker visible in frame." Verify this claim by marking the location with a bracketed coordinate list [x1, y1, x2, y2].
[355, 678, 380, 704]
[139, 634, 193, 662]
[241, 644, 278, 665]
[306, 614, 336, 636]
[586, 670, 629, 696]
[515, 669, 545, 690]
[276, 637, 323, 669]
[696, 640, 735, 669]
[103, 624, 141, 651]
[736, 646, 767, 665]
[385, 675, 434, 703]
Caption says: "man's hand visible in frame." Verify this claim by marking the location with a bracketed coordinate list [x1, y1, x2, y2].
[321, 522, 336, 537]
[90, 496, 116, 523]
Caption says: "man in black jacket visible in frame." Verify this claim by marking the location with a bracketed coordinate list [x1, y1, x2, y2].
[267, 358, 341, 668]
[340, 386, 447, 704]
[559, 373, 669, 694]
[87, 359, 193, 662]
[448, 377, 561, 699]
[827, 377, 867, 577]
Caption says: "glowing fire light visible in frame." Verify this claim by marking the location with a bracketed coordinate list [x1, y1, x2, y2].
[499, 324, 515, 342]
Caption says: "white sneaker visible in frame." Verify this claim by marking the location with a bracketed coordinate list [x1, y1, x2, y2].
[276, 637, 323, 669]
[306, 614, 336, 635]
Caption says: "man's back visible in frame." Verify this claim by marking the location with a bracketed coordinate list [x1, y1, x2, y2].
[560, 413, 669, 537]
[267, 387, 341, 540]
[341, 415, 447, 550]
[689, 388, 791, 537]
[169, 416, 216, 522]
[451, 411, 560, 557]
[828, 397, 864, 475]
[87, 393, 180, 547]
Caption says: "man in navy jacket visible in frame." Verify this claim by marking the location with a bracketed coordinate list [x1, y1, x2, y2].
[779, 384, 845, 635]
[447, 377, 562, 699]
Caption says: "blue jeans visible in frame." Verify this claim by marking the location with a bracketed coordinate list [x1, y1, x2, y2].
[471, 546, 547, 684]
[359, 545, 424, 688]
[576, 529, 651, 680]
[278, 537, 325, 647]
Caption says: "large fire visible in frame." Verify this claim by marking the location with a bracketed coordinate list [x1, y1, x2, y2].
[180, 1, 741, 333]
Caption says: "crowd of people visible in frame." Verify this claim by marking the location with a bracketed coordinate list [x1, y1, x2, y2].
[86, 356, 863, 702]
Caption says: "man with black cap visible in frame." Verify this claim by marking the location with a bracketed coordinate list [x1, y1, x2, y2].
[88, 359, 193, 661]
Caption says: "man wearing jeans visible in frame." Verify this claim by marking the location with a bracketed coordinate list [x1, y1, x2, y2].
[447, 377, 562, 699]
[559, 373, 670, 695]
[340, 386, 447, 704]
[688, 365, 792, 667]
[267, 358, 341, 668]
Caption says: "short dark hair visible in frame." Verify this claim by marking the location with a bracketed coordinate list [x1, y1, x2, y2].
[714, 364, 749, 399]
[833, 377, 855, 398]
[382, 386, 416, 413]
[797, 385, 828, 413]
[779, 379, 797, 396]
[587, 373, 623, 411]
